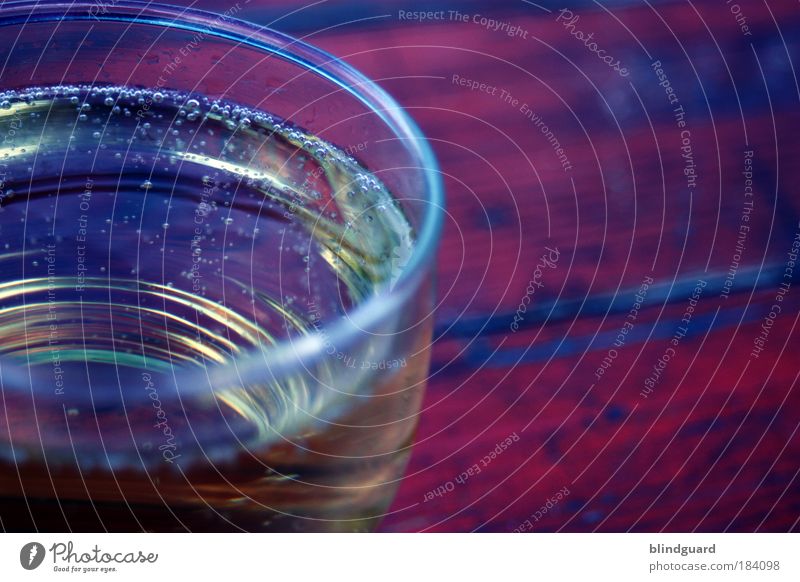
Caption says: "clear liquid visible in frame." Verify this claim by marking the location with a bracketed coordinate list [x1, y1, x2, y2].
[0, 85, 429, 531]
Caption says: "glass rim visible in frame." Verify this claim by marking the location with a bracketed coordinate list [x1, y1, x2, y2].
[0, 0, 444, 390]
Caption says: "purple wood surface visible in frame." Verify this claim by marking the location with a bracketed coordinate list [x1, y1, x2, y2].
[293, 0, 800, 532]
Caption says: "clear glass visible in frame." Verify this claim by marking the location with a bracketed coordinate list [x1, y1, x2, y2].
[0, 1, 442, 531]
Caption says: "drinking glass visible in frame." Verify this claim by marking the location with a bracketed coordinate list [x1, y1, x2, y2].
[0, 0, 442, 532]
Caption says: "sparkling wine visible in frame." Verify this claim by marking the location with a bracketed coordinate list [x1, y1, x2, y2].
[0, 85, 430, 531]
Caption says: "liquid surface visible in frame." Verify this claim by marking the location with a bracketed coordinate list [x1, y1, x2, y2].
[0, 85, 429, 531]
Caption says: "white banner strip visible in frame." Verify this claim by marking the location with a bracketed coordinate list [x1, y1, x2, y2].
[1, 533, 797, 580]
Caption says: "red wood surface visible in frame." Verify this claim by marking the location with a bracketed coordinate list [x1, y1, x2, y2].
[289, 0, 800, 532]
[3, 0, 796, 533]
